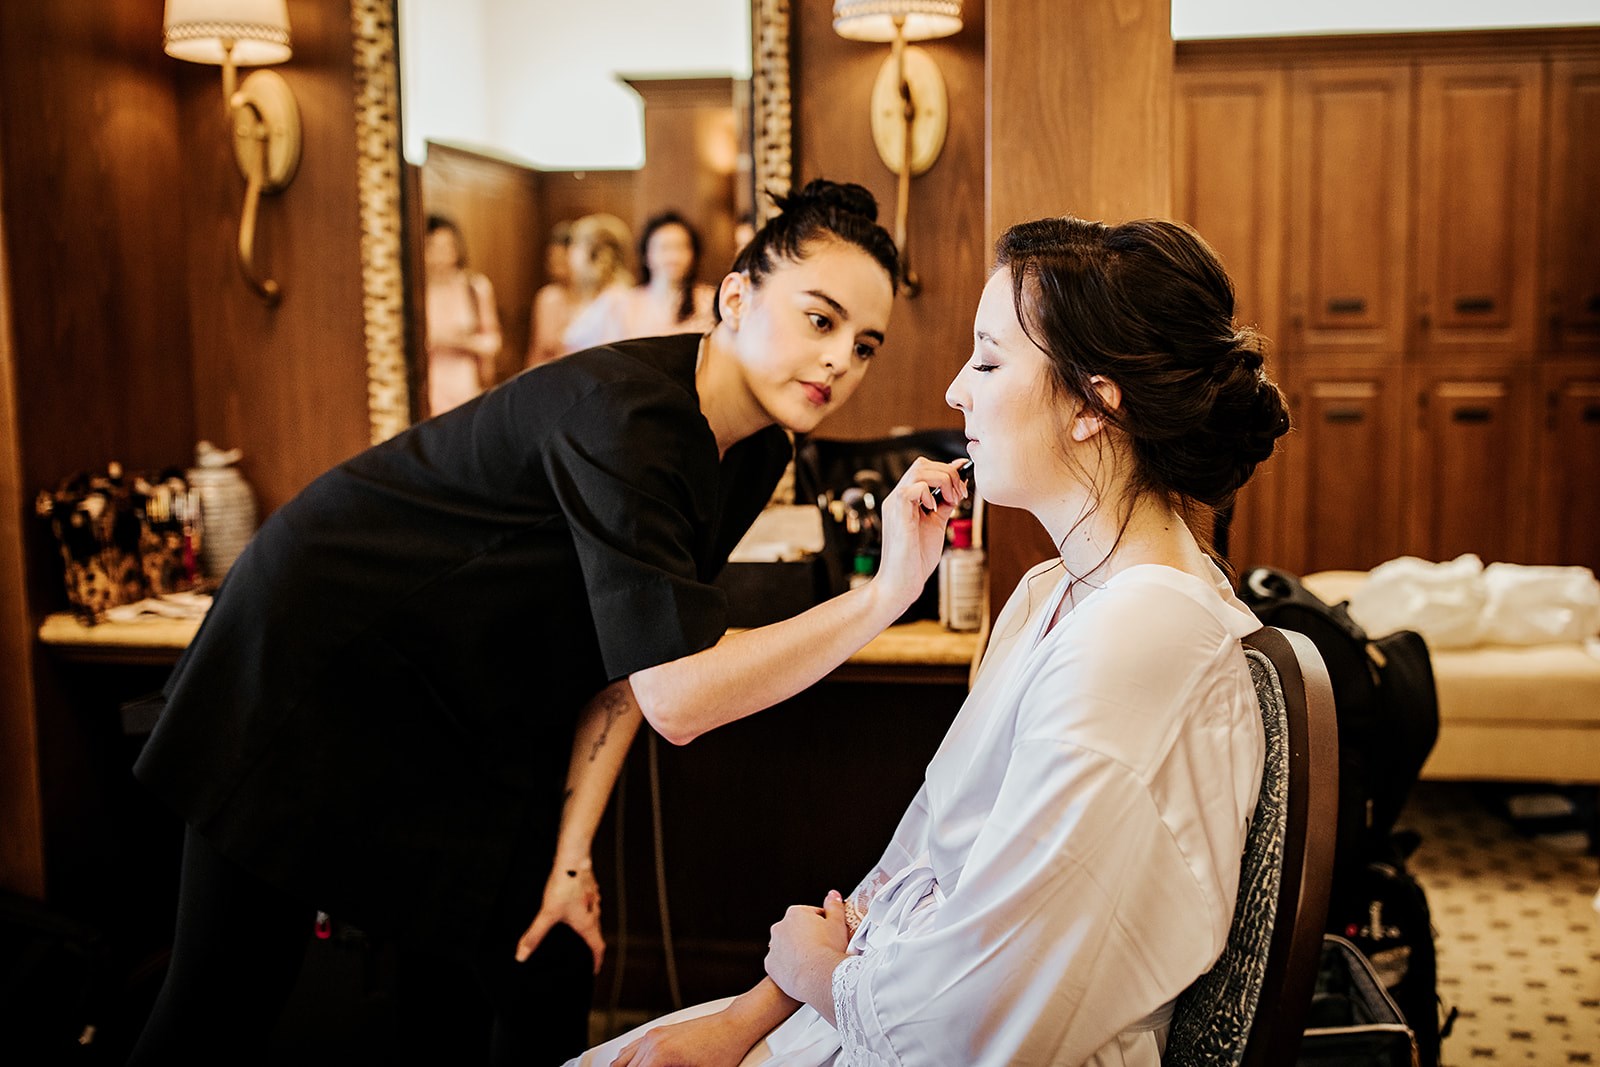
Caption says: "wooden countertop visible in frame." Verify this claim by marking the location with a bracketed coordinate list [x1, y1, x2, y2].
[39, 611, 985, 681]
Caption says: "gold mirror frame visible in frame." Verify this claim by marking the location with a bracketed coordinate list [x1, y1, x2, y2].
[349, 0, 793, 444]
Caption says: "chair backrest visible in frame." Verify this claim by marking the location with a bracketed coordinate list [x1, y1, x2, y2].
[1166, 626, 1339, 1066]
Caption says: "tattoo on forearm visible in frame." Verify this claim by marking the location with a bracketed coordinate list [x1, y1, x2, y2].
[587, 688, 628, 763]
[561, 787, 574, 809]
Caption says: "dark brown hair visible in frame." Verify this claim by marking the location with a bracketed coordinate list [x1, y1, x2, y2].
[638, 211, 703, 323]
[713, 179, 899, 322]
[995, 216, 1290, 541]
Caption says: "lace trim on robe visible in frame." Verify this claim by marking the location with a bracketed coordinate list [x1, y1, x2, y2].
[831, 955, 892, 1067]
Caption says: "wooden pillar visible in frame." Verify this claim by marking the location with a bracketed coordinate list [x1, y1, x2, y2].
[625, 76, 740, 289]
[984, 0, 1174, 614]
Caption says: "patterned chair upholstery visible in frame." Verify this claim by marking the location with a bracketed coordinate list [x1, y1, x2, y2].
[1166, 627, 1338, 1067]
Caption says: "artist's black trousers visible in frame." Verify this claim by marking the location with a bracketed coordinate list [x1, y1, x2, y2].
[127, 825, 592, 1066]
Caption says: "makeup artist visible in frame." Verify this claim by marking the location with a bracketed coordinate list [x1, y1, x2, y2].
[126, 180, 970, 1067]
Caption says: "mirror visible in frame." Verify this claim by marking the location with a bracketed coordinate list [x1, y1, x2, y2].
[350, 0, 793, 441]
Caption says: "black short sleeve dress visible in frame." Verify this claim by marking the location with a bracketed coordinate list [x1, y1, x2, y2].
[133, 333, 791, 946]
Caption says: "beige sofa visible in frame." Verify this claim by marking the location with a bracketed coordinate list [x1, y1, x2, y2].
[1303, 571, 1600, 785]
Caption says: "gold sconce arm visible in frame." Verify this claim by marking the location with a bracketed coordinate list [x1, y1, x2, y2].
[162, 1, 297, 305]
[228, 70, 301, 306]
[864, 22, 950, 300]
[890, 23, 920, 297]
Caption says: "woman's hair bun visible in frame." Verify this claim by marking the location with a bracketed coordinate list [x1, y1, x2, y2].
[1196, 326, 1291, 500]
[775, 179, 880, 224]
[720, 178, 899, 315]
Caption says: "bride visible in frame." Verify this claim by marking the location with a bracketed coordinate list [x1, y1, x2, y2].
[573, 215, 1292, 1067]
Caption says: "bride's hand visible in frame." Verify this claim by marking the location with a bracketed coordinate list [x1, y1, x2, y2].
[872, 457, 971, 611]
[610, 1010, 754, 1067]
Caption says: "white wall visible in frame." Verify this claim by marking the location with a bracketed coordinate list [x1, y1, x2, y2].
[1173, 0, 1600, 39]
[399, 0, 749, 168]
[401, 1, 1599, 168]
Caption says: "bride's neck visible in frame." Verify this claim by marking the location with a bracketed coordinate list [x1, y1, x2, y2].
[1041, 489, 1203, 585]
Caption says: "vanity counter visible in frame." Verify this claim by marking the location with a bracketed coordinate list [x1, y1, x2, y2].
[39, 611, 984, 681]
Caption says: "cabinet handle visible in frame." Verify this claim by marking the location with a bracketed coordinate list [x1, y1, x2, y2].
[1324, 408, 1366, 425]
[1583, 404, 1600, 425]
[1454, 295, 1495, 314]
[1588, 294, 1600, 315]
[1451, 406, 1493, 424]
[1326, 297, 1367, 315]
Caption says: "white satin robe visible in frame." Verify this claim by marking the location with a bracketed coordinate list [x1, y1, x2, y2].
[572, 561, 1265, 1067]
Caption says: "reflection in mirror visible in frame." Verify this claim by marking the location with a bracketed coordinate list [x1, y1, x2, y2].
[351, 0, 790, 440]
[395, 1, 765, 419]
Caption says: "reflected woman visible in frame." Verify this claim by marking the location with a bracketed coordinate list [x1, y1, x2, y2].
[525, 212, 634, 367]
[571, 211, 717, 347]
[424, 215, 503, 414]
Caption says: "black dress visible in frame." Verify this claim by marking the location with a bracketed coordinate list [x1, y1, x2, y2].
[134, 333, 791, 948]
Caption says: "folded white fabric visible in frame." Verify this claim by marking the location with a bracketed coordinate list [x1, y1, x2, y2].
[1481, 562, 1600, 645]
[1347, 554, 1488, 648]
[1346, 554, 1600, 649]
[102, 591, 213, 623]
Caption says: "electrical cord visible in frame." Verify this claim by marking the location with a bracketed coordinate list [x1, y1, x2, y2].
[606, 759, 628, 1036]
[648, 731, 683, 1010]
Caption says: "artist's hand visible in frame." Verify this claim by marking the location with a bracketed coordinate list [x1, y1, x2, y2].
[764, 891, 850, 1009]
[874, 457, 971, 610]
[609, 1010, 755, 1067]
[516, 859, 604, 973]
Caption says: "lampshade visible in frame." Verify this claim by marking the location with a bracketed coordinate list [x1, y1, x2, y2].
[833, 0, 963, 43]
[164, 0, 292, 66]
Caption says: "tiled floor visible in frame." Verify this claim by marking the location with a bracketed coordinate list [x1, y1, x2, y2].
[1403, 782, 1600, 1064]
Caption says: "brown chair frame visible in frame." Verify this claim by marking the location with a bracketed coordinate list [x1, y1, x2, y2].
[1240, 625, 1340, 1066]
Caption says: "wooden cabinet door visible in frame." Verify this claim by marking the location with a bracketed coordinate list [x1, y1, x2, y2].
[1534, 361, 1600, 569]
[1407, 363, 1536, 564]
[1173, 66, 1287, 569]
[1415, 61, 1543, 358]
[1544, 59, 1600, 354]
[1280, 361, 1407, 574]
[1286, 64, 1411, 358]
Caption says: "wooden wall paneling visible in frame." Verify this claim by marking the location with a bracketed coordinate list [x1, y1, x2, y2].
[0, 0, 203, 899]
[1172, 64, 1288, 570]
[1279, 360, 1408, 574]
[794, 0, 985, 441]
[627, 76, 741, 288]
[1286, 62, 1412, 358]
[1544, 57, 1600, 354]
[1534, 359, 1600, 570]
[537, 170, 641, 256]
[179, 0, 372, 517]
[984, 0, 1174, 616]
[418, 143, 543, 387]
[0, 148, 45, 899]
[1407, 361, 1536, 564]
[1415, 60, 1544, 358]
[0, 1, 200, 530]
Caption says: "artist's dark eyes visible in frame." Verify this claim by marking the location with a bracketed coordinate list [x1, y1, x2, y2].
[855, 342, 878, 360]
[971, 361, 998, 373]
[808, 312, 831, 332]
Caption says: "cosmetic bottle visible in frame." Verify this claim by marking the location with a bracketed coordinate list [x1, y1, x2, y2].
[849, 550, 876, 590]
[939, 518, 984, 632]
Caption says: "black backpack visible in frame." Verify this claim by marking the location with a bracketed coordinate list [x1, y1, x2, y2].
[1238, 568, 1449, 1065]
[1238, 567, 1439, 879]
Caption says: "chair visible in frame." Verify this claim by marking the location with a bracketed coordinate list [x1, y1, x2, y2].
[1166, 626, 1339, 1066]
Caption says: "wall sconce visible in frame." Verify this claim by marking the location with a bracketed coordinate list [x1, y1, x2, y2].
[164, 0, 301, 305]
[833, 0, 962, 298]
